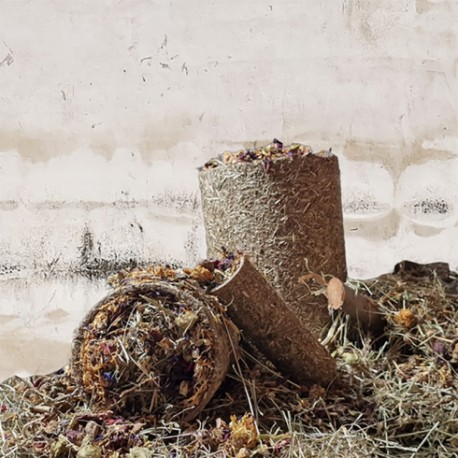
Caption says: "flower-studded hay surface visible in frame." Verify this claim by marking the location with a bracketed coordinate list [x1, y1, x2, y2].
[71, 282, 238, 423]
[3, 262, 458, 457]
[199, 141, 347, 339]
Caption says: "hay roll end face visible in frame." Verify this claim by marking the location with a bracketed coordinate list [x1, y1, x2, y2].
[71, 279, 239, 423]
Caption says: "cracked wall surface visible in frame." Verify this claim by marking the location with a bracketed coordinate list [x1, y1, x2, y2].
[0, 0, 457, 380]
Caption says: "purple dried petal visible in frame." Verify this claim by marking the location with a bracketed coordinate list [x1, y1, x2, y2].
[103, 372, 115, 383]
[66, 430, 82, 441]
[433, 340, 445, 355]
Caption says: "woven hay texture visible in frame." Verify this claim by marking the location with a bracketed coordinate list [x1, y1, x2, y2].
[71, 282, 238, 423]
[199, 155, 347, 338]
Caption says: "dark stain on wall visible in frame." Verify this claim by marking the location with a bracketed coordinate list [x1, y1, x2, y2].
[0, 263, 23, 276]
[75, 225, 140, 278]
[79, 225, 95, 267]
[411, 199, 450, 216]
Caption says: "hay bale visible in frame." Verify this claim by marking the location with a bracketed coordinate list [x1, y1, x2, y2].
[211, 256, 336, 385]
[71, 282, 239, 423]
[199, 151, 347, 338]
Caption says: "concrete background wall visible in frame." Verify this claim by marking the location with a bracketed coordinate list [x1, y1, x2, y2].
[1, 0, 457, 380]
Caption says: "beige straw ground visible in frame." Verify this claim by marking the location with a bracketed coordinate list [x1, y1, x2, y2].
[2, 268, 458, 457]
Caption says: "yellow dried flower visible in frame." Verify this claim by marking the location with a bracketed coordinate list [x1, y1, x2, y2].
[187, 265, 215, 284]
[229, 413, 259, 450]
[394, 308, 417, 329]
[150, 265, 177, 279]
[223, 151, 237, 164]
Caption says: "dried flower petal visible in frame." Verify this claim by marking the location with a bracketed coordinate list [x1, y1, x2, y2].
[229, 413, 259, 450]
[394, 309, 417, 329]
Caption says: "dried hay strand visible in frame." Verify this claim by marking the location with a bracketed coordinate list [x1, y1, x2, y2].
[70, 282, 239, 423]
[199, 142, 347, 338]
[211, 255, 336, 386]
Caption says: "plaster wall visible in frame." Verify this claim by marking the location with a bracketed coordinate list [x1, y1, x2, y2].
[0, 0, 457, 380]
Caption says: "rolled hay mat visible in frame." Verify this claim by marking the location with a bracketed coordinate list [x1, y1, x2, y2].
[211, 256, 336, 386]
[71, 282, 239, 423]
[199, 142, 347, 338]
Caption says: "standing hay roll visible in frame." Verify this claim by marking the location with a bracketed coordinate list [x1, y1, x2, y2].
[71, 282, 239, 424]
[211, 256, 336, 386]
[199, 141, 347, 338]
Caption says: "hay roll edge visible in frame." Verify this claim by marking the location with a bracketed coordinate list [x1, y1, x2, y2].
[212, 256, 336, 386]
[71, 282, 239, 423]
[199, 153, 347, 338]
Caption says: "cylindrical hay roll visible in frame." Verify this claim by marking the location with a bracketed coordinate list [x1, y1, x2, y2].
[71, 282, 239, 423]
[199, 153, 347, 338]
[211, 256, 336, 386]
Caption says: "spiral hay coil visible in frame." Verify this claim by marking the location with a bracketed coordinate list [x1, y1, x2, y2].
[71, 282, 239, 423]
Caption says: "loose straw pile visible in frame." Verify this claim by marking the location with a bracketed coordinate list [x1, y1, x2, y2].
[2, 264, 458, 456]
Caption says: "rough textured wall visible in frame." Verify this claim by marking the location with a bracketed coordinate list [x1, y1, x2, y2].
[0, 0, 457, 380]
